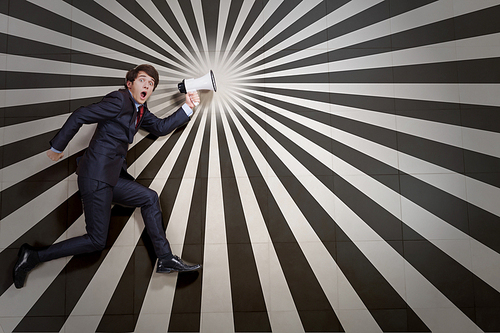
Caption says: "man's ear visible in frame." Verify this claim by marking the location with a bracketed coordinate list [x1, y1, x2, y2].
[126, 80, 132, 89]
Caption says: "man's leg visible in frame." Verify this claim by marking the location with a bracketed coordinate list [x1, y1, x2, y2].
[112, 177, 171, 258]
[38, 177, 113, 262]
[112, 177, 201, 273]
[14, 177, 114, 288]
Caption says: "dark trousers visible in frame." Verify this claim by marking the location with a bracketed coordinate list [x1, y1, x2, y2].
[38, 176, 172, 262]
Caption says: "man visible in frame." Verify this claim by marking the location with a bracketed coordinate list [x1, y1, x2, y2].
[13, 64, 201, 289]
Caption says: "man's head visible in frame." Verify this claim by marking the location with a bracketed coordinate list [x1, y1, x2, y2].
[126, 64, 159, 104]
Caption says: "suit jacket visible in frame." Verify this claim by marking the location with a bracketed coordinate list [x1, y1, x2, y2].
[50, 88, 190, 186]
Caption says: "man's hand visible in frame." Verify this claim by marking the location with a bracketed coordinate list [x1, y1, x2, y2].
[47, 149, 64, 161]
[186, 91, 200, 108]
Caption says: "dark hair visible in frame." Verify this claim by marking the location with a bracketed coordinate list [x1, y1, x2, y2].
[125, 64, 159, 91]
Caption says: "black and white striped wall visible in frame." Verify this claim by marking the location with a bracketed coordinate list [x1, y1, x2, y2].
[1, 0, 500, 332]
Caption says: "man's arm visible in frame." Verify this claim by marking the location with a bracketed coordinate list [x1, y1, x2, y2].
[47, 91, 124, 160]
[140, 92, 200, 137]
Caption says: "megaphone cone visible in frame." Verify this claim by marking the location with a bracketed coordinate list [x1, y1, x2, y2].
[178, 70, 217, 94]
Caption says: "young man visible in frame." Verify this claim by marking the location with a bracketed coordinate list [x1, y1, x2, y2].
[13, 64, 201, 289]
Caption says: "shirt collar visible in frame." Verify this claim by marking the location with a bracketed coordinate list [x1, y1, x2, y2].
[128, 89, 143, 111]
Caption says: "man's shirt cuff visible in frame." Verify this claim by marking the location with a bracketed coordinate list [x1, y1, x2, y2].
[182, 103, 193, 117]
[51, 147, 63, 154]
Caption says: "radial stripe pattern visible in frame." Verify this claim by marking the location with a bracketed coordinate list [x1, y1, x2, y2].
[1, 0, 500, 332]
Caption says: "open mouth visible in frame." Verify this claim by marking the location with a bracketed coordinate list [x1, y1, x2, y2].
[141, 91, 147, 99]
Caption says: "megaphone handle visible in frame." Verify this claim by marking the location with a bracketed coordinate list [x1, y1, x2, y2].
[188, 90, 199, 106]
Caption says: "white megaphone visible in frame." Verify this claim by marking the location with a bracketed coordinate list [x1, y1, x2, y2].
[178, 70, 217, 105]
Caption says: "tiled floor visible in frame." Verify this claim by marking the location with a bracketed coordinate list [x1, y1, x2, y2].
[2, 0, 500, 332]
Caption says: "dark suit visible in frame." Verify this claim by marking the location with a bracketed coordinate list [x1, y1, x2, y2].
[38, 89, 190, 262]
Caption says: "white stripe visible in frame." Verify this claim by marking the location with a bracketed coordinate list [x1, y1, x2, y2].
[0, 100, 183, 248]
[28, 0, 190, 74]
[219, 100, 304, 332]
[61, 103, 201, 332]
[219, 0, 261, 66]
[232, 94, 483, 333]
[0, 215, 84, 332]
[0, 96, 182, 192]
[227, 97, 383, 332]
[134, 100, 208, 332]
[215, 0, 232, 66]
[228, 0, 323, 73]
[137, 0, 204, 73]
[238, 86, 500, 162]
[223, 0, 284, 70]
[200, 102, 234, 332]
[241, 82, 500, 107]
[1, 86, 120, 108]
[1, 12, 176, 76]
[166, 0, 209, 70]
[242, 33, 500, 81]
[231, 0, 384, 76]
[235, 92, 500, 294]
[191, 0, 209, 53]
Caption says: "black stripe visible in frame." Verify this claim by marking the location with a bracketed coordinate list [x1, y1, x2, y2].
[1, 130, 56, 168]
[0, 0, 7, 15]
[178, 1, 204, 55]
[201, 0, 220, 52]
[218, 0, 245, 55]
[217, 112, 271, 331]
[8, 0, 72, 36]
[0, 110, 163, 221]
[228, 0, 304, 72]
[400, 170, 500, 252]
[98, 116, 200, 332]
[238, 91, 500, 252]
[14, 205, 135, 333]
[66, 0, 183, 72]
[397, 132, 465, 173]
[9, 133, 163, 329]
[238, 86, 500, 186]
[168, 112, 211, 332]
[116, 0, 196, 70]
[255, 4, 500, 82]
[151, 0, 205, 68]
[254, 0, 434, 70]
[0, 192, 82, 297]
[250, 85, 500, 134]
[235, 97, 428, 331]
[0, 150, 83, 220]
[235, 94, 500, 331]
[5, 33, 70, 60]
[246, 57, 500, 84]
[1, 97, 89, 128]
[4, 71, 124, 89]
[228, 107, 343, 332]
[223, 0, 269, 68]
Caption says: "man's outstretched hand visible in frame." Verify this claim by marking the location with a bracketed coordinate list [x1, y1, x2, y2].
[47, 150, 64, 161]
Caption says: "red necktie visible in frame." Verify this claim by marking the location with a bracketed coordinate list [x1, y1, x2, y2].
[136, 105, 144, 128]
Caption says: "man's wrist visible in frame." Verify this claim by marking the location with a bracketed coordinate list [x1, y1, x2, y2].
[182, 103, 193, 117]
[50, 147, 63, 154]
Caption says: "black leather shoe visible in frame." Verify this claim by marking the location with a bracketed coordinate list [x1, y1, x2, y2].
[13, 244, 40, 289]
[157, 255, 201, 273]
